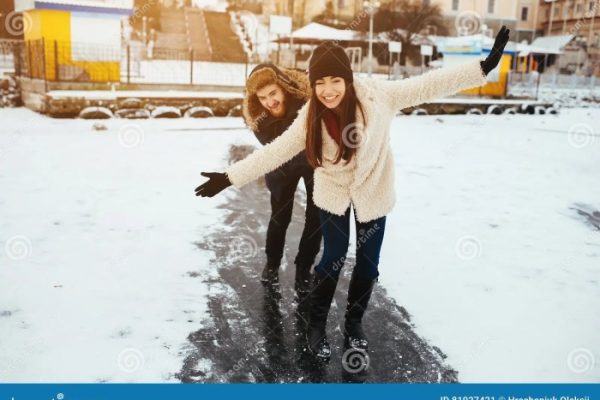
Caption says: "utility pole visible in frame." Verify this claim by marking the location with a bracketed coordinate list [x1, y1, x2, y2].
[548, 0, 555, 35]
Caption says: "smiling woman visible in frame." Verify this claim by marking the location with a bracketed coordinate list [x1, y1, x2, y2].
[314, 76, 346, 109]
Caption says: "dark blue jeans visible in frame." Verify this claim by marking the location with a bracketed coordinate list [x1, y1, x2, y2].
[314, 206, 386, 280]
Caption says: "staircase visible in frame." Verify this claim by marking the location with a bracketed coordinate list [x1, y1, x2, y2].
[151, 7, 247, 63]
[185, 7, 212, 61]
[203, 11, 247, 63]
[153, 8, 188, 60]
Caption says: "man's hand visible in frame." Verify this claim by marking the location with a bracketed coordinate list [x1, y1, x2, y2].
[195, 172, 231, 197]
[480, 25, 511, 75]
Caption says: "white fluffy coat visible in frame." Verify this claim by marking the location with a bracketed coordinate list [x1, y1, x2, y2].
[226, 60, 488, 222]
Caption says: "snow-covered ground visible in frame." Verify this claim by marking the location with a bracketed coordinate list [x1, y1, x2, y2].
[0, 107, 598, 382]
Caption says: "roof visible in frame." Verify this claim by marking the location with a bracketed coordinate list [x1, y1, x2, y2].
[276, 22, 367, 44]
[37, 0, 133, 7]
[16, 0, 133, 14]
[530, 35, 575, 53]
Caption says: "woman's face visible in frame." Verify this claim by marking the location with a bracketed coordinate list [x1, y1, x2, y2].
[315, 76, 346, 110]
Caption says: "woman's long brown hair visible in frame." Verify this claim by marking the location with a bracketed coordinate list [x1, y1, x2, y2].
[305, 82, 367, 169]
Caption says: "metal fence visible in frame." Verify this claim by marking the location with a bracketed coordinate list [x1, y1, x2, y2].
[0, 39, 255, 86]
[3, 38, 600, 97]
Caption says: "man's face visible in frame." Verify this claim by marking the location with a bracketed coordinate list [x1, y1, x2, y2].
[256, 83, 286, 118]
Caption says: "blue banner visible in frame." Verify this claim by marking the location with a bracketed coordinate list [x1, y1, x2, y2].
[1, 383, 599, 400]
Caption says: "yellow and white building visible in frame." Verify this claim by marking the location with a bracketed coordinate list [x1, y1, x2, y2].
[14, 0, 133, 81]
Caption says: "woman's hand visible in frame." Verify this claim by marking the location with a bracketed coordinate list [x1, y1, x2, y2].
[195, 172, 231, 197]
[480, 25, 510, 75]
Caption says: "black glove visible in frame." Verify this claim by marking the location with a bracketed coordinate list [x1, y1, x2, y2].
[195, 172, 231, 197]
[480, 25, 510, 75]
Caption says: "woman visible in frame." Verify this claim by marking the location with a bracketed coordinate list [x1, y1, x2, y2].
[196, 27, 510, 362]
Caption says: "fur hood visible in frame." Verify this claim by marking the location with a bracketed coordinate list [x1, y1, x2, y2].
[243, 63, 311, 131]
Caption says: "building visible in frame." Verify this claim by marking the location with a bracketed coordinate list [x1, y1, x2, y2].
[14, 0, 133, 81]
[538, 0, 599, 47]
[423, 0, 535, 42]
[514, 0, 544, 43]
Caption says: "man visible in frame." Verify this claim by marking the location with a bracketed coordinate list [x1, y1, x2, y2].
[241, 63, 322, 294]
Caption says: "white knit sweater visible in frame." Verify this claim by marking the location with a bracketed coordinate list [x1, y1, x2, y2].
[226, 59, 488, 222]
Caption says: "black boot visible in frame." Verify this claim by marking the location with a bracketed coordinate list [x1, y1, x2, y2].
[294, 262, 312, 296]
[343, 271, 376, 351]
[260, 258, 280, 286]
[306, 272, 339, 362]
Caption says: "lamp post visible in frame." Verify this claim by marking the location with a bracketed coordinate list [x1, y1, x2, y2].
[363, 0, 380, 77]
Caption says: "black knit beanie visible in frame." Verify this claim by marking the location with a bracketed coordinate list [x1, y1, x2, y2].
[308, 41, 353, 87]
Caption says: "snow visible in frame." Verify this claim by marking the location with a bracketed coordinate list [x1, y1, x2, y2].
[0, 109, 248, 382]
[1, 107, 599, 382]
[380, 110, 600, 382]
[47, 89, 243, 101]
[287, 22, 361, 42]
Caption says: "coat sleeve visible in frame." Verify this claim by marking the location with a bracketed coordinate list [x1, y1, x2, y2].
[375, 59, 488, 112]
[225, 102, 308, 188]
[252, 128, 272, 146]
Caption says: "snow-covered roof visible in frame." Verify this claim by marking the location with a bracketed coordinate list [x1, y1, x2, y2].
[513, 35, 574, 56]
[377, 29, 434, 46]
[284, 22, 362, 42]
[530, 35, 574, 53]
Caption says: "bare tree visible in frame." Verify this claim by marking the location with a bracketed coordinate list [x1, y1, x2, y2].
[357, 0, 448, 66]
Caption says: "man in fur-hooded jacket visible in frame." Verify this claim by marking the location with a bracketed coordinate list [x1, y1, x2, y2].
[242, 63, 322, 294]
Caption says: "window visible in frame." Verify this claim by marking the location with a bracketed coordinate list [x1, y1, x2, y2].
[452, 0, 459, 11]
[546, 8, 550, 19]
[488, 0, 494, 13]
[590, 1, 595, 12]
[521, 6, 529, 21]
[422, 0, 430, 6]
[576, 3, 582, 13]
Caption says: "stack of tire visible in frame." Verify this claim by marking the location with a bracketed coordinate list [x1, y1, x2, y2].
[78, 98, 230, 120]
[0, 76, 21, 108]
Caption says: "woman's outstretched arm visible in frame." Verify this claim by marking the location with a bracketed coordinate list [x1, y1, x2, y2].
[195, 101, 309, 197]
[377, 26, 510, 112]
